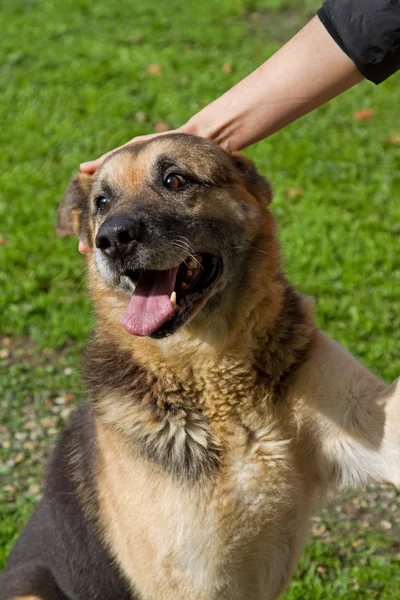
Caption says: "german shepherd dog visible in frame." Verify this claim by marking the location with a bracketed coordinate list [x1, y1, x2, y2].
[1, 134, 399, 600]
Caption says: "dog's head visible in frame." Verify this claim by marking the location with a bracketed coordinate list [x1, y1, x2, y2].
[57, 134, 280, 342]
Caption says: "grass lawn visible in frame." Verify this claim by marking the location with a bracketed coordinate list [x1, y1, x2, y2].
[1, 0, 400, 596]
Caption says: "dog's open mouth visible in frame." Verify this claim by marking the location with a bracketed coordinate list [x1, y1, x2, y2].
[119, 253, 222, 338]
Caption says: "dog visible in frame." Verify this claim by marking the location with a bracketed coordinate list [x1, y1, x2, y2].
[1, 133, 399, 600]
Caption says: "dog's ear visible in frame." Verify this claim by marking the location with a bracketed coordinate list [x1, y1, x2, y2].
[56, 172, 93, 242]
[231, 153, 272, 205]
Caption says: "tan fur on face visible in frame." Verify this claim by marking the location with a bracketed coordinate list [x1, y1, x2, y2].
[56, 135, 400, 599]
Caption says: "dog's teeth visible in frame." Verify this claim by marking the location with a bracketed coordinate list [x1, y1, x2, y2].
[181, 282, 188, 290]
[187, 269, 194, 279]
[170, 291, 177, 309]
[187, 258, 197, 270]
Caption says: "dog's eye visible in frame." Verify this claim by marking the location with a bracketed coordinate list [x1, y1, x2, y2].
[164, 173, 187, 190]
[96, 196, 111, 213]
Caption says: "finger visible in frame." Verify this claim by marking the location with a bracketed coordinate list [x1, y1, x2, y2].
[78, 240, 89, 254]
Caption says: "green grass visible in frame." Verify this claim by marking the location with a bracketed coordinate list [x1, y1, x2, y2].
[1, 0, 400, 596]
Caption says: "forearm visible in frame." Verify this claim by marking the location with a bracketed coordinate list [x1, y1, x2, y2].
[181, 16, 364, 152]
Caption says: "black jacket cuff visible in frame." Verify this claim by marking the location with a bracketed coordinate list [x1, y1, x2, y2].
[318, 0, 400, 84]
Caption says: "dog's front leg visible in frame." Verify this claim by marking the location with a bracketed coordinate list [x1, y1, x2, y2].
[292, 330, 400, 489]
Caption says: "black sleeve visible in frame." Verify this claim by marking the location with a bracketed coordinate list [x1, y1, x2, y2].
[317, 0, 400, 84]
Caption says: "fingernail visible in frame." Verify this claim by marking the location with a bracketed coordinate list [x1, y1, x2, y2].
[78, 241, 89, 254]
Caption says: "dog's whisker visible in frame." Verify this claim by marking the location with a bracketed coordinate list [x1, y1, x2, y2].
[175, 235, 194, 250]
[248, 246, 280, 259]
[173, 239, 191, 253]
[188, 253, 203, 270]
[171, 242, 190, 268]
[176, 238, 198, 259]
[229, 244, 279, 260]
[171, 241, 189, 253]
[170, 241, 204, 271]
[72, 270, 88, 295]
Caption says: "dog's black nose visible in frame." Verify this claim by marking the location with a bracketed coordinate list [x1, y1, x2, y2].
[96, 216, 141, 258]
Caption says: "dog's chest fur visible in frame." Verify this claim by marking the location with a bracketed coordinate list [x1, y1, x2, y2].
[93, 360, 313, 600]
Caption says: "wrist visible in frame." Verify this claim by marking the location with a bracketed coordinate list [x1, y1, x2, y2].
[178, 117, 203, 139]
[179, 110, 243, 152]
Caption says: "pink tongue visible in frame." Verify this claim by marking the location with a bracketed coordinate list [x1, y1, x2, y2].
[120, 267, 179, 336]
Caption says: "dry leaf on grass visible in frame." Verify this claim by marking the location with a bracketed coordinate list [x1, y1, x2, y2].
[312, 524, 327, 537]
[222, 62, 232, 74]
[0, 236, 10, 245]
[249, 12, 262, 22]
[154, 121, 170, 133]
[354, 109, 376, 120]
[129, 35, 144, 46]
[64, 394, 76, 403]
[146, 63, 161, 76]
[135, 111, 147, 123]
[285, 187, 304, 200]
[383, 133, 400, 145]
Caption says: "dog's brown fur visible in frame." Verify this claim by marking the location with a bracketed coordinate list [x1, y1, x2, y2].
[2, 134, 400, 600]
